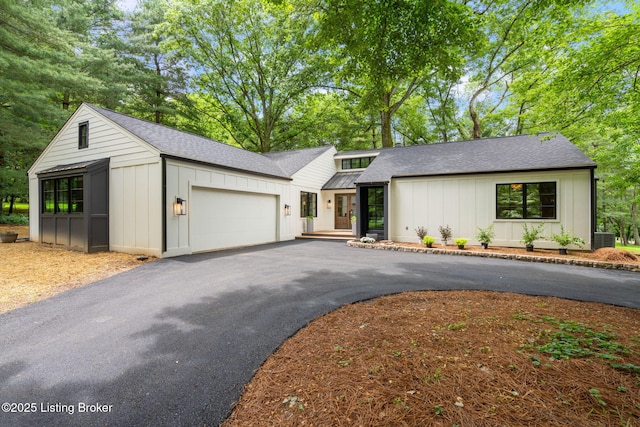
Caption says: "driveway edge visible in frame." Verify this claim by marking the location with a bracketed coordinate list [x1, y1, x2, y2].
[347, 241, 640, 273]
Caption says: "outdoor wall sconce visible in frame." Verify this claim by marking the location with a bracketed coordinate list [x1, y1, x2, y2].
[327, 199, 332, 209]
[284, 204, 291, 216]
[174, 197, 187, 216]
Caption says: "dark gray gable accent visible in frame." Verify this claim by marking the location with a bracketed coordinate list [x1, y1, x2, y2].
[86, 104, 290, 180]
[322, 172, 361, 190]
[262, 146, 334, 176]
[356, 134, 596, 184]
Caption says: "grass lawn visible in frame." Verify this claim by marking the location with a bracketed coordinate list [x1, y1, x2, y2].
[1, 202, 29, 215]
[617, 243, 640, 253]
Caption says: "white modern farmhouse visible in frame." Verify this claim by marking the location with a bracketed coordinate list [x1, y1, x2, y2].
[28, 103, 597, 257]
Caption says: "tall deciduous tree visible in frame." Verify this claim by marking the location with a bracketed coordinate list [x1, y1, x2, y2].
[164, 0, 326, 152]
[464, 0, 588, 138]
[315, 0, 477, 147]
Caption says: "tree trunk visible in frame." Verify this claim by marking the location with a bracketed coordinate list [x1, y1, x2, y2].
[469, 104, 481, 139]
[380, 109, 393, 148]
[611, 217, 628, 246]
[62, 93, 70, 110]
[632, 198, 640, 245]
[8, 195, 15, 214]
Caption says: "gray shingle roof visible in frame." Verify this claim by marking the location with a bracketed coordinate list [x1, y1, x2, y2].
[356, 134, 596, 183]
[322, 172, 361, 190]
[87, 104, 290, 180]
[263, 146, 334, 176]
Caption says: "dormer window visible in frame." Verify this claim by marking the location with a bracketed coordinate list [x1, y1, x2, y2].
[78, 122, 88, 149]
[341, 156, 375, 170]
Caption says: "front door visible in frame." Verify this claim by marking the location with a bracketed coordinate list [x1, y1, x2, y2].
[335, 194, 356, 229]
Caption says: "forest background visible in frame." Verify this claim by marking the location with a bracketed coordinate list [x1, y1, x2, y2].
[1, 0, 638, 243]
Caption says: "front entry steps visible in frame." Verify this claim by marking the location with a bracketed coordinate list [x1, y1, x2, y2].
[297, 230, 355, 241]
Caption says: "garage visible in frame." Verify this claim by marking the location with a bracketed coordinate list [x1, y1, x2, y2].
[190, 187, 278, 252]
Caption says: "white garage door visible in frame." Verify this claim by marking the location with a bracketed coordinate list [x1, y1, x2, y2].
[191, 188, 277, 252]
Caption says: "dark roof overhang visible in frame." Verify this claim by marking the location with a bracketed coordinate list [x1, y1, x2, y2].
[322, 172, 361, 190]
[37, 158, 110, 178]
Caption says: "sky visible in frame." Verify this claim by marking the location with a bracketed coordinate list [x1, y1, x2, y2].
[117, 0, 139, 12]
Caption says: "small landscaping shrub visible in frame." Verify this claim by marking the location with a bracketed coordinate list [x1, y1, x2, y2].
[521, 223, 544, 248]
[360, 236, 375, 244]
[422, 235, 435, 247]
[438, 225, 452, 246]
[415, 226, 427, 241]
[476, 225, 495, 248]
[454, 238, 467, 249]
[548, 225, 584, 248]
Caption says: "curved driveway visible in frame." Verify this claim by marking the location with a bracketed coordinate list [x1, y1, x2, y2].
[1, 240, 638, 426]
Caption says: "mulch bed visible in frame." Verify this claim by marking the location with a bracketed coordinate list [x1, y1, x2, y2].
[223, 291, 640, 426]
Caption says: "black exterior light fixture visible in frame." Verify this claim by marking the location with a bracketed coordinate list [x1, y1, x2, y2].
[284, 204, 291, 216]
[174, 197, 187, 216]
[327, 199, 332, 209]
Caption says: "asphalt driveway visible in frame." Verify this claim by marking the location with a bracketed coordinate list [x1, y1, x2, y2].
[1, 240, 638, 426]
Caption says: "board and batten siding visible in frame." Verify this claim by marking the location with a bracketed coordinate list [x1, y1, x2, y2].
[28, 104, 162, 255]
[289, 147, 337, 232]
[389, 169, 592, 249]
[163, 159, 292, 257]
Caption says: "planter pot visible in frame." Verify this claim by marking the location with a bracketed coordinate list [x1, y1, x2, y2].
[0, 232, 18, 243]
[425, 243, 433, 248]
[351, 223, 357, 236]
[457, 244, 465, 249]
[481, 242, 489, 249]
[306, 219, 314, 233]
[558, 248, 568, 255]
[525, 244, 534, 252]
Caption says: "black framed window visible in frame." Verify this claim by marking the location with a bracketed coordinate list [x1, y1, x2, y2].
[367, 187, 384, 230]
[341, 157, 375, 170]
[78, 122, 88, 149]
[43, 176, 84, 214]
[497, 182, 556, 219]
[300, 191, 317, 217]
[43, 180, 55, 213]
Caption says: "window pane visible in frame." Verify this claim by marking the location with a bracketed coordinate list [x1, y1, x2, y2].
[497, 182, 556, 219]
[537, 182, 556, 219]
[497, 184, 523, 218]
[300, 191, 308, 217]
[56, 179, 69, 213]
[43, 180, 55, 213]
[70, 176, 83, 213]
[525, 183, 542, 218]
[79, 122, 88, 149]
[309, 193, 317, 217]
[300, 191, 317, 217]
[367, 187, 384, 230]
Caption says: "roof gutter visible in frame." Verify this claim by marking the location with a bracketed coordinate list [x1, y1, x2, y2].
[388, 165, 597, 181]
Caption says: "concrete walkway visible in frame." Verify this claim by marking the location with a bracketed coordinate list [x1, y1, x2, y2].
[1, 240, 638, 426]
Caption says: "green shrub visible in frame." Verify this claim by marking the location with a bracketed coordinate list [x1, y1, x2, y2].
[454, 238, 468, 246]
[0, 214, 29, 225]
[423, 235, 436, 246]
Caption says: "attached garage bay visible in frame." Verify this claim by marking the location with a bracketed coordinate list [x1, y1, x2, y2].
[190, 187, 278, 252]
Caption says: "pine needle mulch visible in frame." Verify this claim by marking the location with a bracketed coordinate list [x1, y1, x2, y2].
[223, 291, 640, 427]
[0, 225, 152, 313]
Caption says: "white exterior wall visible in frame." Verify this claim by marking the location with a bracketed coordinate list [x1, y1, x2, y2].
[28, 105, 163, 256]
[389, 170, 592, 249]
[163, 159, 292, 257]
[290, 147, 337, 233]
